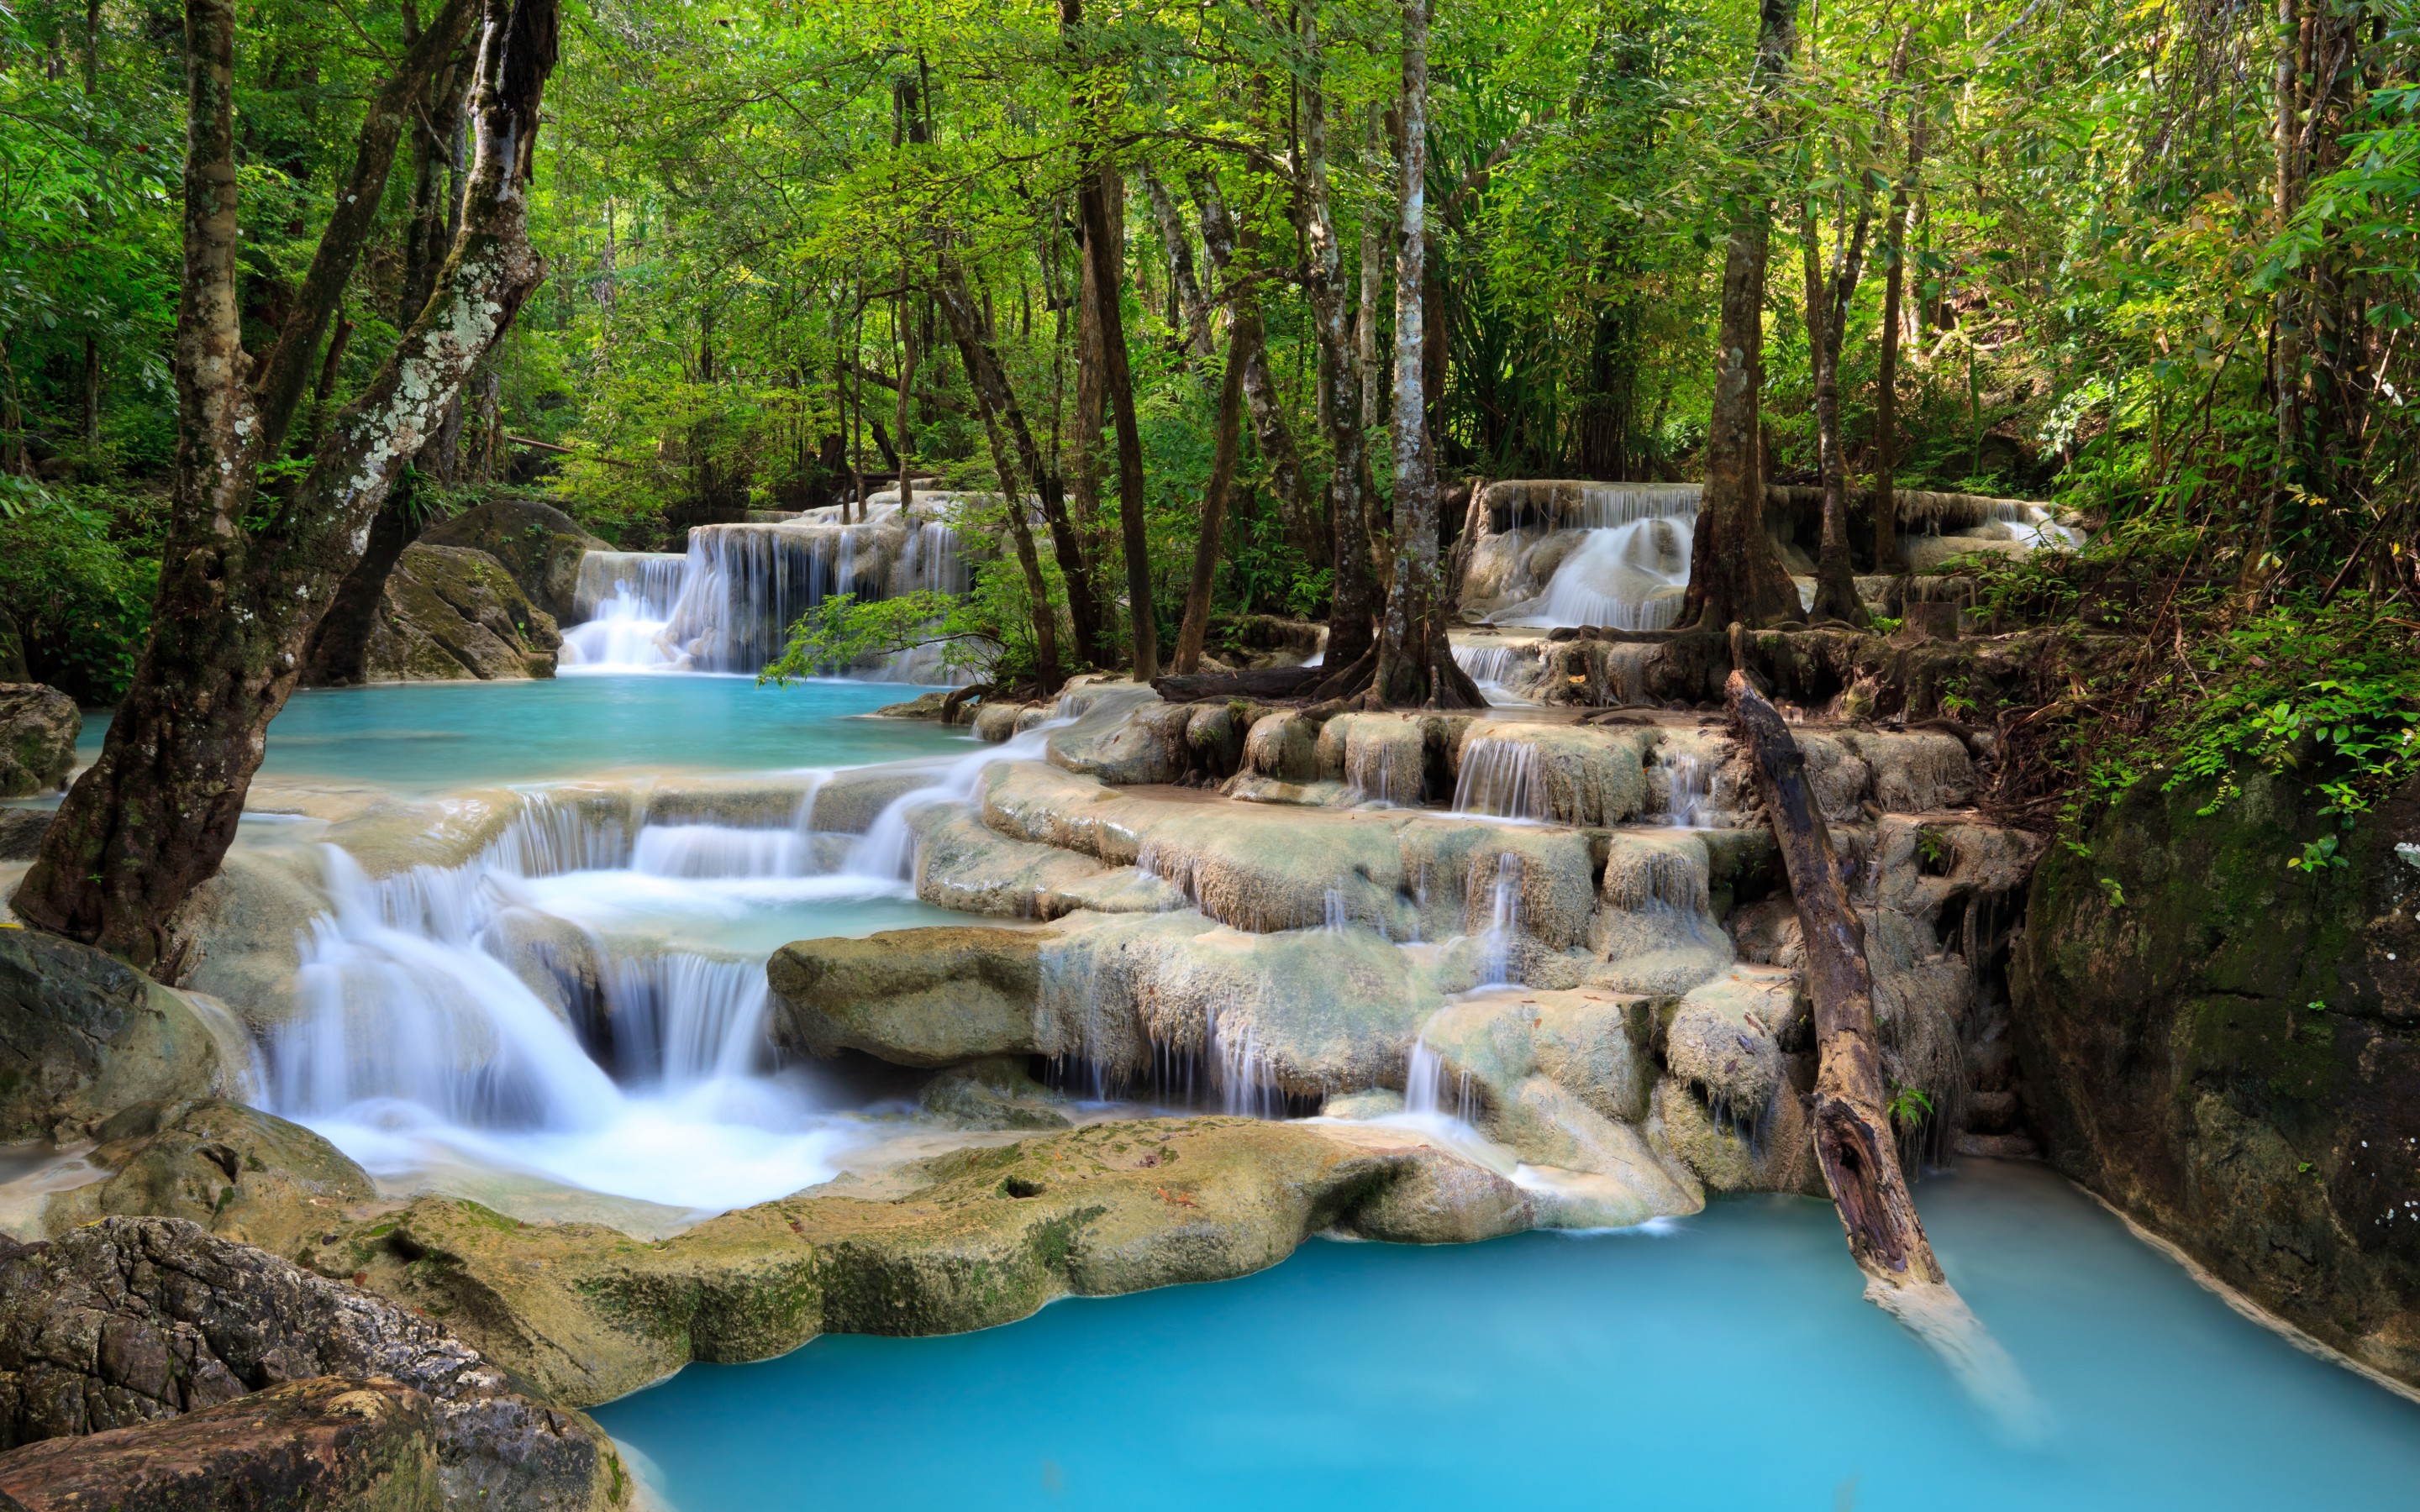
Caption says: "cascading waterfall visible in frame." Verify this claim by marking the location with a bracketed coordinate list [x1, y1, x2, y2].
[1403, 1037, 1479, 1126]
[1663, 754, 1713, 828]
[1452, 739, 1547, 821]
[1480, 853, 1523, 986]
[266, 775, 905, 1213]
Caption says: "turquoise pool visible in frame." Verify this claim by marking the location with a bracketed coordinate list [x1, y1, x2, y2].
[594, 1160, 2420, 1511]
[76, 673, 968, 789]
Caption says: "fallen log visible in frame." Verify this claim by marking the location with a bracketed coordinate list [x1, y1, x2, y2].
[1149, 664, 1324, 702]
[1725, 668, 1944, 1291]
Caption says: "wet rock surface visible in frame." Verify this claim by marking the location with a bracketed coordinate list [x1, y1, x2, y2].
[0, 931, 236, 1142]
[0, 685, 76, 799]
[365, 544, 562, 683]
[2014, 767, 2420, 1387]
[417, 496, 610, 624]
[34, 1100, 376, 1257]
[0, 1217, 629, 1509]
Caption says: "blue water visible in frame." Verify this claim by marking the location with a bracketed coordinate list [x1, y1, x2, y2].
[596, 1160, 2420, 1511]
[76, 675, 966, 788]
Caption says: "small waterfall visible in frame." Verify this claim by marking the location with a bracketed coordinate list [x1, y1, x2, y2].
[589, 953, 773, 1087]
[845, 720, 1068, 881]
[903, 521, 967, 594]
[1664, 754, 1713, 828]
[1404, 1037, 1478, 1125]
[1453, 642, 1535, 694]
[1323, 885, 1349, 933]
[1480, 853, 1522, 986]
[1452, 738, 1547, 821]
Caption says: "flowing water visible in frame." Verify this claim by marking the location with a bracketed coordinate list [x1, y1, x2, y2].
[594, 1160, 2420, 1510]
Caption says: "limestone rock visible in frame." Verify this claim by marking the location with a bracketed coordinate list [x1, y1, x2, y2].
[176, 848, 329, 1035]
[1451, 718, 1652, 826]
[39, 1100, 376, 1257]
[1341, 1144, 1532, 1244]
[1044, 685, 1185, 785]
[2013, 764, 2420, 1388]
[972, 701, 1030, 743]
[808, 766, 937, 835]
[0, 930, 236, 1141]
[917, 1058, 1071, 1130]
[364, 544, 561, 683]
[0, 685, 76, 798]
[418, 496, 609, 623]
[0, 1217, 630, 1509]
[326, 1119, 1458, 1406]
[0, 1375, 445, 1512]
[908, 807, 1181, 920]
[769, 927, 1050, 1066]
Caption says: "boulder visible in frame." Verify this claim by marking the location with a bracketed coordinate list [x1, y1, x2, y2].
[1451, 718, 1652, 826]
[364, 545, 561, 683]
[808, 766, 939, 835]
[917, 1058, 1072, 1131]
[2012, 765, 2420, 1389]
[908, 807, 1181, 920]
[37, 1100, 376, 1257]
[0, 930, 239, 1141]
[1339, 1143, 1532, 1244]
[0, 1375, 445, 1512]
[0, 686, 76, 798]
[0, 811, 49, 863]
[768, 927, 1050, 1067]
[0, 1217, 630, 1509]
[418, 496, 609, 623]
[176, 849, 329, 1034]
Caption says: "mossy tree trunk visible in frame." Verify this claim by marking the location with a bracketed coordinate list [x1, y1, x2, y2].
[13, 0, 559, 973]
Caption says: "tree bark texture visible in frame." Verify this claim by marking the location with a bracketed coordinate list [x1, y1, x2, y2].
[1680, 0, 1802, 632]
[1066, 167, 1117, 660]
[1140, 170, 1213, 363]
[14, 0, 560, 971]
[1373, 0, 1481, 711]
[1727, 669, 1944, 1289]
[1193, 174, 1325, 568]
[936, 260, 1100, 670]
[1060, 4, 1158, 681]
[1172, 309, 1250, 675]
[302, 35, 481, 687]
[1287, 0, 1380, 672]
[1870, 29, 1922, 573]
[1799, 188, 1870, 626]
[956, 331, 1064, 691]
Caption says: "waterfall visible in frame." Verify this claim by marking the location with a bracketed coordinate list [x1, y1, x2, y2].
[1451, 739, 1547, 821]
[265, 776, 897, 1214]
[1480, 853, 1522, 986]
[845, 720, 1070, 881]
[1404, 1037, 1478, 1125]
[1664, 753, 1712, 828]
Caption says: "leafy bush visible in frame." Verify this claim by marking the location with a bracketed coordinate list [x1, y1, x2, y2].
[0, 478, 159, 701]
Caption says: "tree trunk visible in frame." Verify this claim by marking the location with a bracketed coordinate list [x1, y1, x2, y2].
[895, 284, 918, 520]
[1726, 669, 1944, 1289]
[1801, 192, 1870, 626]
[1357, 115, 1384, 429]
[1373, 0, 1481, 711]
[1193, 174, 1325, 568]
[936, 258, 1102, 667]
[1172, 308, 1251, 674]
[13, 0, 559, 972]
[296, 29, 480, 685]
[959, 339, 1064, 691]
[1140, 169, 1213, 362]
[1067, 173, 1116, 660]
[1870, 29, 1921, 574]
[1064, 3, 1157, 680]
[1679, 0, 1802, 632]
[1288, 0, 1379, 672]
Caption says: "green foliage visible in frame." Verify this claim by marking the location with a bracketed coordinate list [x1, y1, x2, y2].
[760, 591, 982, 685]
[0, 480, 158, 700]
[1886, 1084, 1934, 1130]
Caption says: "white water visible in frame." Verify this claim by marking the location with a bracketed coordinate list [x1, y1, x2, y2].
[266, 780, 927, 1214]
[559, 501, 972, 678]
[1451, 740, 1547, 821]
[1479, 853, 1523, 986]
[1491, 513, 1695, 632]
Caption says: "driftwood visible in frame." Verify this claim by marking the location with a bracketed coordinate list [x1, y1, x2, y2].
[1725, 669, 1945, 1291]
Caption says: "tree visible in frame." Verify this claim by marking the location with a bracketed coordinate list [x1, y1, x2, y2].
[1869, 28, 1923, 575]
[13, 0, 560, 971]
[1679, 0, 1803, 632]
[1373, 0, 1482, 709]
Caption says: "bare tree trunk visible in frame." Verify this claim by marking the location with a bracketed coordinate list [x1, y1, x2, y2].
[1727, 669, 1944, 1289]
[957, 338, 1064, 691]
[895, 283, 918, 521]
[1679, 0, 1802, 632]
[1870, 29, 1921, 574]
[1068, 175, 1116, 659]
[1800, 187, 1870, 626]
[936, 258, 1102, 667]
[1173, 309, 1250, 674]
[1140, 169, 1213, 362]
[299, 26, 479, 686]
[1194, 174, 1325, 568]
[1373, 0, 1480, 711]
[14, 0, 559, 971]
[1075, 167, 1159, 681]
[1286, 0, 1379, 675]
[1357, 112, 1385, 428]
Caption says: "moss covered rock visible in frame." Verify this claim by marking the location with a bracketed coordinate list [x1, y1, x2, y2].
[37, 1100, 376, 1257]
[364, 544, 561, 683]
[0, 930, 239, 1141]
[2012, 767, 2420, 1386]
[418, 496, 609, 623]
[0, 685, 76, 798]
